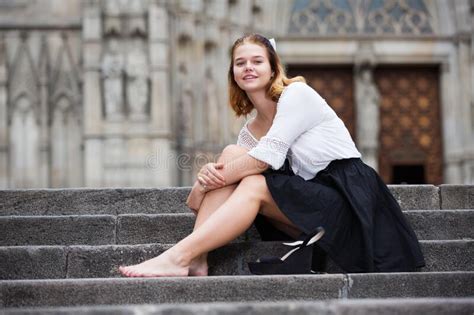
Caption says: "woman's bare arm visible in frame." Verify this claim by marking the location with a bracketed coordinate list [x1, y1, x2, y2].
[186, 180, 207, 212]
[187, 149, 269, 211]
[218, 153, 269, 185]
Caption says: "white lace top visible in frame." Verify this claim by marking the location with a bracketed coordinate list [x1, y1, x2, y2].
[236, 82, 361, 180]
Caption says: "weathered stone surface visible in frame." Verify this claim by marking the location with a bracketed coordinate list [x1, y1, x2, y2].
[116, 214, 192, 244]
[116, 214, 264, 244]
[421, 241, 474, 271]
[0, 215, 116, 246]
[0, 188, 191, 215]
[65, 242, 295, 278]
[388, 185, 440, 210]
[404, 210, 474, 240]
[1, 185, 473, 312]
[0, 241, 471, 280]
[440, 185, 474, 209]
[0, 186, 447, 217]
[0, 275, 345, 307]
[1, 210, 471, 247]
[3, 298, 474, 315]
[347, 272, 474, 298]
[0, 246, 66, 280]
[333, 298, 474, 315]
[66, 244, 170, 279]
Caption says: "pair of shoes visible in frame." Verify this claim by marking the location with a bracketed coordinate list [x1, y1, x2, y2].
[248, 226, 325, 275]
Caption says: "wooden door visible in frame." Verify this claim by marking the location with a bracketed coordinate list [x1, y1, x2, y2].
[286, 66, 356, 139]
[374, 66, 443, 184]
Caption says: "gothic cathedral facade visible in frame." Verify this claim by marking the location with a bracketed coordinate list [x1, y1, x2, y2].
[0, 0, 473, 188]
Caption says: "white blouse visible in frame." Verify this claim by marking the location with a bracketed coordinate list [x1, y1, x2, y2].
[237, 81, 361, 180]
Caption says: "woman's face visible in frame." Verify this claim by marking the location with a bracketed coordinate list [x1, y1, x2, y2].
[233, 42, 273, 93]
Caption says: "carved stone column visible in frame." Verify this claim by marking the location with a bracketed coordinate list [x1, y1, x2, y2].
[148, 2, 174, 187]
[355, 65, 380, 170]
[354, 42, 380, 171]
[470, 0, 474, 183]
[38, 37, 50, 187]
[83, 0, 104, 186]
[0, 36, 7, 188]
[440, 60, 463, 183]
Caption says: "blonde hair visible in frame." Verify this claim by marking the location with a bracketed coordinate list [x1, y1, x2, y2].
[228, 34, 306, 117]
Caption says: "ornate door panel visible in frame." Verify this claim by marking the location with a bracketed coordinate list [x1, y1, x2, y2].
[374, 66, 443, 184]
[286, 66, 356, 139]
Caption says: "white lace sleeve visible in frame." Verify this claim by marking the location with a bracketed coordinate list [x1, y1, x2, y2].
[247, 136, 290, 169]
[247, 82, 326, 170]
[237, 126, 258, 150]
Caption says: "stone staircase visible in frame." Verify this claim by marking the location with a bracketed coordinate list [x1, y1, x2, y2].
[0, 185, 473, 314]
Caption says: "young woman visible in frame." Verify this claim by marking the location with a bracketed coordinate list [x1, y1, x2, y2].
[119, 34, 425, 277]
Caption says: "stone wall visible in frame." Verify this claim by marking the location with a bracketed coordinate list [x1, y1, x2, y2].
[0, 0, 473, 188]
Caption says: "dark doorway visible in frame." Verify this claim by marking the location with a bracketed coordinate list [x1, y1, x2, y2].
[392, 165, 426, 184]
[375, 66, 443, 185]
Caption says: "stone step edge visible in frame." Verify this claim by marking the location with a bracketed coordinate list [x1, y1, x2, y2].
[1, 272, 472, 308]
[1, 271, 472, 284]
[1, 240, 471, 279]
[3, 211, 472, 246]
[3, 298, 474, 314]
[3, 209, 474, 218]
[2, 185, 473, 212]
[1, 239, 471, 250]
[1, 184, 461, 214]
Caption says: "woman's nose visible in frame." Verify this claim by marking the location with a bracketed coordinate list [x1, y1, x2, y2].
[244, 62, 254, 71]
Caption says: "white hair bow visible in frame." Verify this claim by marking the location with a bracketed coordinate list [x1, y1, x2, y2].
[269, 38, 276, 51]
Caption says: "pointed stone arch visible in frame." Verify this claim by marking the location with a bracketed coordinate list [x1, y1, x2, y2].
[50, 94, 82, 187]
[10, 94, 40, 187]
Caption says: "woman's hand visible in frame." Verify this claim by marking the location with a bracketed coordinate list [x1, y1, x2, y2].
[197, 162, 226, 191]
[186, 181, 207, 213]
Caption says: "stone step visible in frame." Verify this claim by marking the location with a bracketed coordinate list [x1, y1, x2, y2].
[0, 272, 473, 308]
[4, 185, 467, 216]
[3, 298, 474, 314]
[1, 210, 472, 246]
[439, 185, 474, 209]
[0, 188, 190, 216]
[0, 241, 471, 280]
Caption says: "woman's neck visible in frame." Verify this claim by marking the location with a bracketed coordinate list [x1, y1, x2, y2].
[247, 90, 277, 125]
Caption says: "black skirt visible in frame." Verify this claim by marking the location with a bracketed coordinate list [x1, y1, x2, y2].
[254, 158, 426, 273]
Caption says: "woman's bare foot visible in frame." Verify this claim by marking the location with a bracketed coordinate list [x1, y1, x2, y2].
[119, 248, 190, 277]
[188, 255, 208, 276]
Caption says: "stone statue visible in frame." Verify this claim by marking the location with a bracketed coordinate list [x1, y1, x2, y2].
[178, 64, 193, 141]
[101, 39, 124, 120]
[126, 39, 149, 120]
[356, 66, 380, 169]
[204, 68, 220, 143]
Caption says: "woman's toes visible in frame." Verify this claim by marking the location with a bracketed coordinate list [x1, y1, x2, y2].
[118, 266, 126, 275]
[119, 266, 135, 277]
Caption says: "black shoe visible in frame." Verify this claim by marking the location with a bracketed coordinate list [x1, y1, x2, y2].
[248, 227, 325, 275]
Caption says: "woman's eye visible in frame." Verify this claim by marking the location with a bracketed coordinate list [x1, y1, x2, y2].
[235, 61, 262, 66]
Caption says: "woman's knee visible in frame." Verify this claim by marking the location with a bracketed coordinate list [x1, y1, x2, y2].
[239, 174, 269, 200]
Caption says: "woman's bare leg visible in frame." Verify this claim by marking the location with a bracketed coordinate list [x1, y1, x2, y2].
[189, 145, 248, 276]
[119, 174, 301, 277]
[188, 184, 237, 276]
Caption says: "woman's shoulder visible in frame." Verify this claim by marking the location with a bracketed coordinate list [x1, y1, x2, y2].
[284, 81, 308, 93]
[279, 81, 324, 106]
